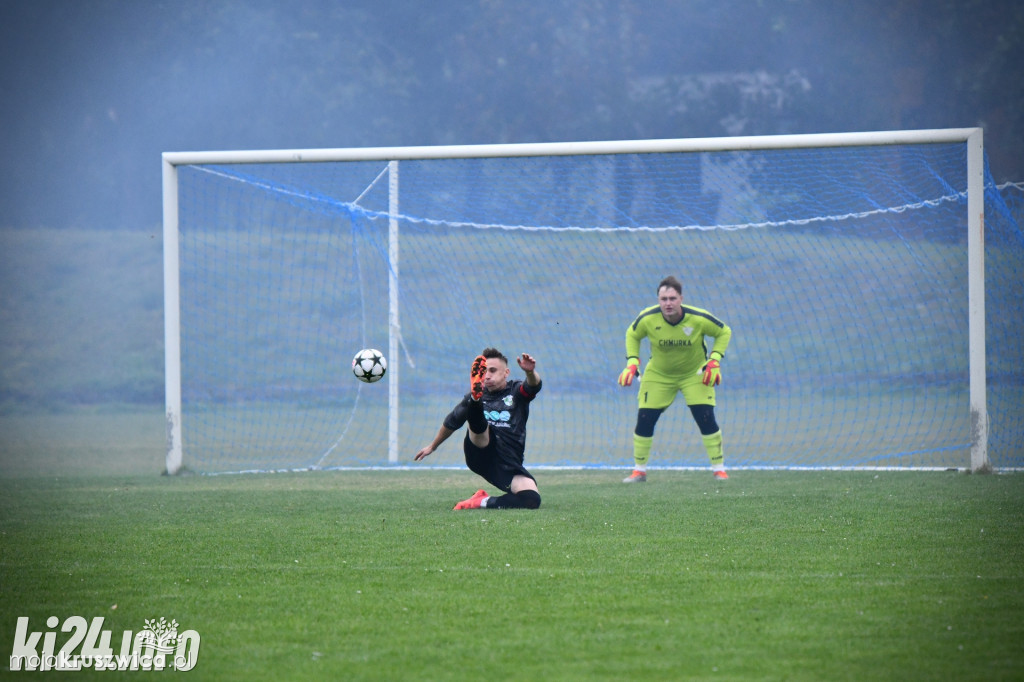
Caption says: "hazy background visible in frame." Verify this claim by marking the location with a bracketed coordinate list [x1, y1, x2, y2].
[2, 0, 1022, 232]
[0, 0, 1021, 420]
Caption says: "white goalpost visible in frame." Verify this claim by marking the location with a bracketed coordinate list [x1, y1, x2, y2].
[163, 128, 1004, 475]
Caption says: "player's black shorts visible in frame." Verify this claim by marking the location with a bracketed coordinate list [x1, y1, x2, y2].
[463, 435, 535, 493]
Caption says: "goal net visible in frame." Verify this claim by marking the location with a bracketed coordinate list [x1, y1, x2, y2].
[162, 130, 1024, 474]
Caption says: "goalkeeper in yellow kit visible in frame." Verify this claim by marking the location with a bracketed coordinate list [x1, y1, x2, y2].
[618, 276, 733, 481]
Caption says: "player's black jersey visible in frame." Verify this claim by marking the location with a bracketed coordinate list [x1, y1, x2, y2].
[443, 379, 542, 462]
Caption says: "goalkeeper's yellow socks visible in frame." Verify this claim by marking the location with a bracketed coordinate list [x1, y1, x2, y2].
[632, 434, 653, 470]
[632, 431, 724, 472]
[702, 430, 724, 469]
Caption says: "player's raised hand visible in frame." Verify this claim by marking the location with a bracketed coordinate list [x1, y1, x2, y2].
[618, 359, 640, 387]
[517, 353, 537, 372]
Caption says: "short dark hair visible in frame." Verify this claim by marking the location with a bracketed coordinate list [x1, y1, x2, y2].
[481, 347, 508, 364]
[658, 276, 682, 295]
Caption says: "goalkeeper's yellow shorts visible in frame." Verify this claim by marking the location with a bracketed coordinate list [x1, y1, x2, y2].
[637, 370, 715, 410]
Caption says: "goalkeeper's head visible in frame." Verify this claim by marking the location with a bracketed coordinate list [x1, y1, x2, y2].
[657, 275, 684, 322]
[657, 275, 682, 297]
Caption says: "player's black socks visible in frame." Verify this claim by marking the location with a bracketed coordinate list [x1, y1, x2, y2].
[467, 397, 488, 434]
[486, 490, 541, 509]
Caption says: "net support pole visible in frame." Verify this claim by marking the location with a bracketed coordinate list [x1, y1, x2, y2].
[966, 128, 989, 472]
[162, 155, 184, 475]
[388, 161, 400, 464]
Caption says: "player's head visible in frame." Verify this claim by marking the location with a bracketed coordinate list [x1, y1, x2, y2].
[657, 276, 683, 320]
[658, 275, 682, 297]
[480, 347, 511, 390]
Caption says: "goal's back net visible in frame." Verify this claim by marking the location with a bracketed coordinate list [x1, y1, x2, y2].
[163, 131, 1023, 474]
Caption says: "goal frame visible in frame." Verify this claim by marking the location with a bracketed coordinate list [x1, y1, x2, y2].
[162, 128, 987, 474]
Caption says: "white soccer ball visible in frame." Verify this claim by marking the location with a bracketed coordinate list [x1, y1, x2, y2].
[352, 348, 387, 383]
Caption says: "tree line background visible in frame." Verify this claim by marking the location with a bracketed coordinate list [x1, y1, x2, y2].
[1, 0, 1022, 232]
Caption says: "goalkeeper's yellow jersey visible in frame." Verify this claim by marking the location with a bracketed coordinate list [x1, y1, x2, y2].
[625, 304, 732, 381]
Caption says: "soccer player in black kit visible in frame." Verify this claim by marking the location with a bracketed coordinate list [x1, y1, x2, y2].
[414, 348, 542, 510]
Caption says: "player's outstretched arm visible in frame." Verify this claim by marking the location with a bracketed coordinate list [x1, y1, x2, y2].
[414, 425, 454, 461]
[518, 353, 540, 386]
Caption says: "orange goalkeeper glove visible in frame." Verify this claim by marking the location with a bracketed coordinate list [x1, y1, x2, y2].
[617, 359, 640, 387]
[700, 357, 722, 386]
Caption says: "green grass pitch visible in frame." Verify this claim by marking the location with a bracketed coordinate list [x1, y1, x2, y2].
[2, 458, 1022, 680]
